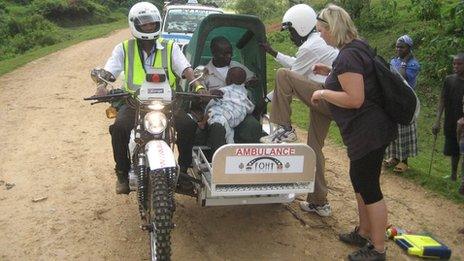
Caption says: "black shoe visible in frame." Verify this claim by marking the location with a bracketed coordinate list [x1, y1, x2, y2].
[339, 226, 369, 247]
[115, 169, 130, 195]
[115, 179, 130, 194]
[348, 243, 386, 261]
[175, 172, 197, 197]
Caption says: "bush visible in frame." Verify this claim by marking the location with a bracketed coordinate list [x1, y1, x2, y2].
[336, 0, 371, 19]
[11, 0, 32, 4]
[0, 14, 62, 59]
[420, 35, 464, 80]
[100, 0, 146, 9]
[33, 0, 111, 26]
[234, 0, 288, 19]
[446, 0, 464, 35]
[234, 0, 260, 16]
[32, 0, 68, 18]
[409, 0, 442, 21]
[267, 30, 287, 44]
[356, 0, 397, 31]
[98, 0, 163, 10]
[0, 0, 128, 62]
[0, 13, 8, 47]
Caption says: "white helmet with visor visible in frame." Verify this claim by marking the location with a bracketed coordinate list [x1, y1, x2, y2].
[281, 4, 317, 37]
[128, 2, 161, 40]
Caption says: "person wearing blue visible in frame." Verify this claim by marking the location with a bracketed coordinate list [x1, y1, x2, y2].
[384, 35, 420, 173]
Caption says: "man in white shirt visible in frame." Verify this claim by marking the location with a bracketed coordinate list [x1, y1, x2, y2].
[95, 2, 203, 194]
[260, 4, 338, 217]
[175, 36, 262, 175]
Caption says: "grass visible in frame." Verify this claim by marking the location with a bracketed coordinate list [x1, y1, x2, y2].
[0, 19, 126, 76]
[264, 8, 464, 204]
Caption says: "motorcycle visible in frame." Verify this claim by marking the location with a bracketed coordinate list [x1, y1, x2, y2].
[85, 66, 216, 261]
[85, 13, 317, 261]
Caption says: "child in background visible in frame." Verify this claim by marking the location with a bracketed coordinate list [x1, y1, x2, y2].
[456, 97, 464, 195]
[432, 53, 464, 182]
[205, 67, 255, 143]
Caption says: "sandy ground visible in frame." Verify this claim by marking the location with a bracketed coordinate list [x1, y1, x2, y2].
[0, 29, 463, 261]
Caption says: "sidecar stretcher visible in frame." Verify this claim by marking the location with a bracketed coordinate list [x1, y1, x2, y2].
[191, 143, 316, 206]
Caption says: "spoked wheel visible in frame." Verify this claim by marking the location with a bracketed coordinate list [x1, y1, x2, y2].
[149, 170, 174, 261]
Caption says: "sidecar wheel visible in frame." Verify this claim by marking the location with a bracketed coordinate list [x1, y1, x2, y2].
[150, 170, 173, 261]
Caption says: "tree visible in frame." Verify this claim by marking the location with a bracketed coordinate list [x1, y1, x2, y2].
[235, 0, 260, 16]
[337, 0, 370, 19]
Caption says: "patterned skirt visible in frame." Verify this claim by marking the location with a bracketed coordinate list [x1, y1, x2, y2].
[385, 122, 418, 160]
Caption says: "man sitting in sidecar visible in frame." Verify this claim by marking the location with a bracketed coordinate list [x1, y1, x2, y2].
[175, 36, 263, 177]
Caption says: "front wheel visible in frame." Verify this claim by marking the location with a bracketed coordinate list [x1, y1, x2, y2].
[149, 170, 174, 261]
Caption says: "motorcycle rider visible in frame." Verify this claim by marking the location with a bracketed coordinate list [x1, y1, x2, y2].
[94, 2, 204, 194]
[259, 4, 338, 217]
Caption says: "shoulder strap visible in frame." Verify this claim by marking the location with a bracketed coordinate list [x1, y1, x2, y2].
[344, 41, 387, 109]
[345, 41, 376, 60]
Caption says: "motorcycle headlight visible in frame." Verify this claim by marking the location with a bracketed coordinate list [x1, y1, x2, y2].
[144, 111, 167, 134]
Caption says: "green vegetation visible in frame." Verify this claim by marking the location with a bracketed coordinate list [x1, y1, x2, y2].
[261, 0, 464, 202]
[1, 0, 126, 60]
[0, 19, 126, 75]
[0, 0, 166, 75]
[0, 0, 223, 76]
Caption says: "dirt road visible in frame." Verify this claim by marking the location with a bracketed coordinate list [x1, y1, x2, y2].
[0, 29, 463, 260]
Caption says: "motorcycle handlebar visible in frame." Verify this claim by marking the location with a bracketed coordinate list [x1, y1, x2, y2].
[175, 92, 222, 99]
[83, 91, 221, 105]
[83, 92, 131, 105]
[84, 92, 131, 101]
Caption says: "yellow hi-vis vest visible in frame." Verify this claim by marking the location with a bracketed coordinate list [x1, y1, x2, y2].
[122, 38, 176, 94]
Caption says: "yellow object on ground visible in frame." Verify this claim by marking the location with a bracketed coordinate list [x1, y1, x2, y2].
[394, 234, 451, 259]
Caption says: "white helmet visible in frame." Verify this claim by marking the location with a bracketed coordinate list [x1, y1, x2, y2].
[282, 4, 317, 37]
[128, 2, 161, 40]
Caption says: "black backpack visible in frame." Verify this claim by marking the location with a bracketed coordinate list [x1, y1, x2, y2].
[351, 44, 420, 125]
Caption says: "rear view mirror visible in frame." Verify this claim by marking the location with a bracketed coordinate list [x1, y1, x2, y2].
[91, 68, 116, 84]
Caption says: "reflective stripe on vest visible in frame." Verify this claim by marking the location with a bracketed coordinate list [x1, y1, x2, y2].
[122, 39, 176, 94]
[153, 39, 176, 88]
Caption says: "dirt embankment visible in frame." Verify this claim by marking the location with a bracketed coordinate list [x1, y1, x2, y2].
[0, 29, 463, 260]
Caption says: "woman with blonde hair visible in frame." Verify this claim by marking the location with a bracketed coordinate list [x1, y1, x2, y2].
[311, 4, 396, 261]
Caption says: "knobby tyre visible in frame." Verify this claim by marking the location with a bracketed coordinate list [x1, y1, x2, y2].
[150, 170, 174, 261]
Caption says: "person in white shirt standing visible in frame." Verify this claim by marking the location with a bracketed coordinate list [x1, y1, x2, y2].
[95, 2, 203, 194]
[259, 4, 338, 217]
